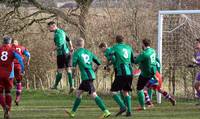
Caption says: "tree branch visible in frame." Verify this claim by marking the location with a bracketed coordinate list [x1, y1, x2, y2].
[7, 15, 56, 34]
[27, 0, 79, 27]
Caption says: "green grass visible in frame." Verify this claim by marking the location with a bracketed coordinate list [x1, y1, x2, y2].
[0, 90, 200, 119]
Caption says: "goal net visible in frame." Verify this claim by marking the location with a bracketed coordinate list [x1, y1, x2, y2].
[157, 10, 200, 102]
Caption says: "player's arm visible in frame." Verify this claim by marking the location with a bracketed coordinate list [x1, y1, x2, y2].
[13, 51, 25, 73]
[23, 49, 31, 66]
[66, 34, 73, 51]
[92, 53, 101, 72]
[104, 51, 115, 70]
[134, 52, 144, 64]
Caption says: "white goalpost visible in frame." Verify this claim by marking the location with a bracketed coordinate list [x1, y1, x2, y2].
[157, 10, 200, 104]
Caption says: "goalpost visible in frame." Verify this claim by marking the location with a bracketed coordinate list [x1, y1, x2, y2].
[157, 10, 200, 103]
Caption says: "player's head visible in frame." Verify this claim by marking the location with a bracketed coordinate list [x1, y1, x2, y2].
[99, 42, 107, 52]
[47, 21, 57, 32]
[76, 37, 85, 48]
[3, 36, 12, 44]
[142, 38, 151, 50]
[195, 38, 200, 50]
[12, 39, 19, 45]
[115, 35, 124, 43]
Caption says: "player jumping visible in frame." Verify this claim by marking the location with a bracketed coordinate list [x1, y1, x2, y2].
[47, 21, 75, 92]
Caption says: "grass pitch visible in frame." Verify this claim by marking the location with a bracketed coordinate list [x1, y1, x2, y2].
[0, 90, 199, 119]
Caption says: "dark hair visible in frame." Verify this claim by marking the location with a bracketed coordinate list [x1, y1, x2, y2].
[99, 42, 107, 48]
[3, 36, 12, 44]
[142, 38, 151, 47]
[196, 38, 200, 43]
[47, 21, 56, 26]
[116, 35, 124, 43]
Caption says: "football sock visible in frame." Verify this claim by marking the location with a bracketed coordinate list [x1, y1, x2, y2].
[72, 98, 81, 112]
[137, 90, 145, 108]
[95, 96, 106, 111]
[113, 93, 126, 109]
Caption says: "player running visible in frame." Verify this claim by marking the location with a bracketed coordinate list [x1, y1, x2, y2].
[12, 39, 30, 106]
[0, 36, 24, 119]
[47, 21, 75, 92]
[135, 39, 176, 110]
[66, 38, 111, 118]
[109, 35, 134, 117]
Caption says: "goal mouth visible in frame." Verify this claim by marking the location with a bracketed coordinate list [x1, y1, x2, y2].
[157, 10, 200, 101]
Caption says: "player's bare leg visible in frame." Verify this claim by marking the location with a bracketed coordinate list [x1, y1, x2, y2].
[194, 81, 200, 105]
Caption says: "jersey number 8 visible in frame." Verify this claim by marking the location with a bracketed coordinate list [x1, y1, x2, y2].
[1, 51, 8, 61]
[82, 54, 90, 64]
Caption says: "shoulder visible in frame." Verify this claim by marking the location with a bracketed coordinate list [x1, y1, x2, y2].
[55, 29, 65, 35]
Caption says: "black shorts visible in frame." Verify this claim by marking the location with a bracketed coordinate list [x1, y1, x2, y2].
[137, 75, 152, 90]
[57, 53, 72, 69]
[78, 80, 95, 94]
[111, 76, 133, 92]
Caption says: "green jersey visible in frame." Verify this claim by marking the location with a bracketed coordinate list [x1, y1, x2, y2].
[104, 47, 116, 65]
[54, 28, 69, 55]
[111, 43, 134, 76]
[104, 47, 112, 61]
[73, 48, 101, 81]
[135, 47, 157, 78]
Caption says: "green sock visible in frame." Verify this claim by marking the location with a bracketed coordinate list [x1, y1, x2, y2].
[54, 72, 62, 88]
[67, 72, 74, 88]
[95, 96, 106, 111]
[72, 98, 81, 112]
[137, 90, 145, 108]
[113, 93, 126, 109]
[148, 89, 153, 100]
[125, 95, 131, 113]
[120, 91, 126, 104]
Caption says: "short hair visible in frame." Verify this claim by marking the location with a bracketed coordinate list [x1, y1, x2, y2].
[76, 37, 84, 47]
[142, 38, 151, 47]
[116, 35, 124, 43]
[3, 36, 12, 44]
[99, 42, 107, 48]
[47, 21, 56, 26]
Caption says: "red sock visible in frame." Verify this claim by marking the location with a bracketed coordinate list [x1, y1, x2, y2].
[16, 82, 22, 100]
[0, 94, 6, 110]
[162, 91, 171, 99]
[5, 94, 12, 111]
